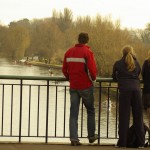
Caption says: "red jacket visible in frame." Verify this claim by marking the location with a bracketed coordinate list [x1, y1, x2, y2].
[62, 44, 97, 90]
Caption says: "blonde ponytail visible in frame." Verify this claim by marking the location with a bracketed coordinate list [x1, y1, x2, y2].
[122, 45, 136, 72]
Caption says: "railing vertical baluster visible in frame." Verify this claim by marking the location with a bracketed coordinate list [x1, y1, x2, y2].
[63, 86, 66, 137]
[19, 79, 23, 143]
[28, 85, 31, 136]
[107, 87, 110, 138]
[98, 82, 102, 144]
[45, 80, 49, 143]
[37, 86, 40, 137]
[115, 88, 119, 138]
[1, 84, 4, 136]
[55, 86, 58, 137]
[10, 85, 14, 136]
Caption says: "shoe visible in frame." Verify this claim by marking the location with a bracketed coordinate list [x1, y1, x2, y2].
[115, 145, 119, 148]
[89, 134, 99, 143]
[71, 141, 82, 146]
[115, 144, 126, 148]
[138, 146, 144, 149]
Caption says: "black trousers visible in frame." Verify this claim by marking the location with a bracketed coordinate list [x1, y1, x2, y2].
[118, 90, 145, 147]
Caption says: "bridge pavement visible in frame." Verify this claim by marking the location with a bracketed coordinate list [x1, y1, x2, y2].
[0, 143, 149, 150]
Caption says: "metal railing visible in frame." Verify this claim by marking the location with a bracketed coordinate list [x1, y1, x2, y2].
[0, 75, 146, 144]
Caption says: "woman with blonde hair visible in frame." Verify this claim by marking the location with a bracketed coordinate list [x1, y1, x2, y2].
[112, 45, 145, 148]
[142, 50, 150, 128]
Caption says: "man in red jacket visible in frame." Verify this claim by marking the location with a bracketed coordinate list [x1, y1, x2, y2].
[62, 32, 98, 146]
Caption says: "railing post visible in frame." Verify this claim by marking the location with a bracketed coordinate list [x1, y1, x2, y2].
[19, 79, 23, 143]
[98, 81, 102, 144]
[45, 80, 49, 143]
[1, 84, 4, 136]
[63, 86, 67, 137]
[115, 88, 119, 138]
[10, 85, 14, 136]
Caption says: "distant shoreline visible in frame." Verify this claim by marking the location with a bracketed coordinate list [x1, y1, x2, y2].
[25, 61, 62, 69]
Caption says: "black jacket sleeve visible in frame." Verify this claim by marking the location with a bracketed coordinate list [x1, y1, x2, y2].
[112, 62, 118, 81]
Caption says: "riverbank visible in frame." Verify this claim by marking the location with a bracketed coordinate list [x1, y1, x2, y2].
[25, 61, 62, 69]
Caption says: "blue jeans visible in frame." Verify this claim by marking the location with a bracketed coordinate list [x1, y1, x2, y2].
[69, 86, 95, 141]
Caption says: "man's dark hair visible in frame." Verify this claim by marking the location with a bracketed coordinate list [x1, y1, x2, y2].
[78, 32, 89, 44]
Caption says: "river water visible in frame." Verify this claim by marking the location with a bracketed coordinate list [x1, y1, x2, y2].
[0, 58, 148, 144]
[0, 58, 59, 76]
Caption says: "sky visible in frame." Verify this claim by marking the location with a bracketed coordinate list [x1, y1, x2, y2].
[0, 0, 150, 29]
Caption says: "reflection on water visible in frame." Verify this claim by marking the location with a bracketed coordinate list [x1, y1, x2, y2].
[0, 58, 148, 144]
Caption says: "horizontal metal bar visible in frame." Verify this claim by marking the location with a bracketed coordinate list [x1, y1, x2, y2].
[0, 75, 143, 83]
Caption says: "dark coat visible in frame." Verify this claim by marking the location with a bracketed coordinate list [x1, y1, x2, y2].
[112, 57, 141, 91]
[142, 59, 150, 94]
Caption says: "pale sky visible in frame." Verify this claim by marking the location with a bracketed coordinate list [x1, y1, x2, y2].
[0, 0, 150, 29]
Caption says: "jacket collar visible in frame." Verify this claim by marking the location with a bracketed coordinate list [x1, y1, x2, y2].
[75, 44, 90, 48]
